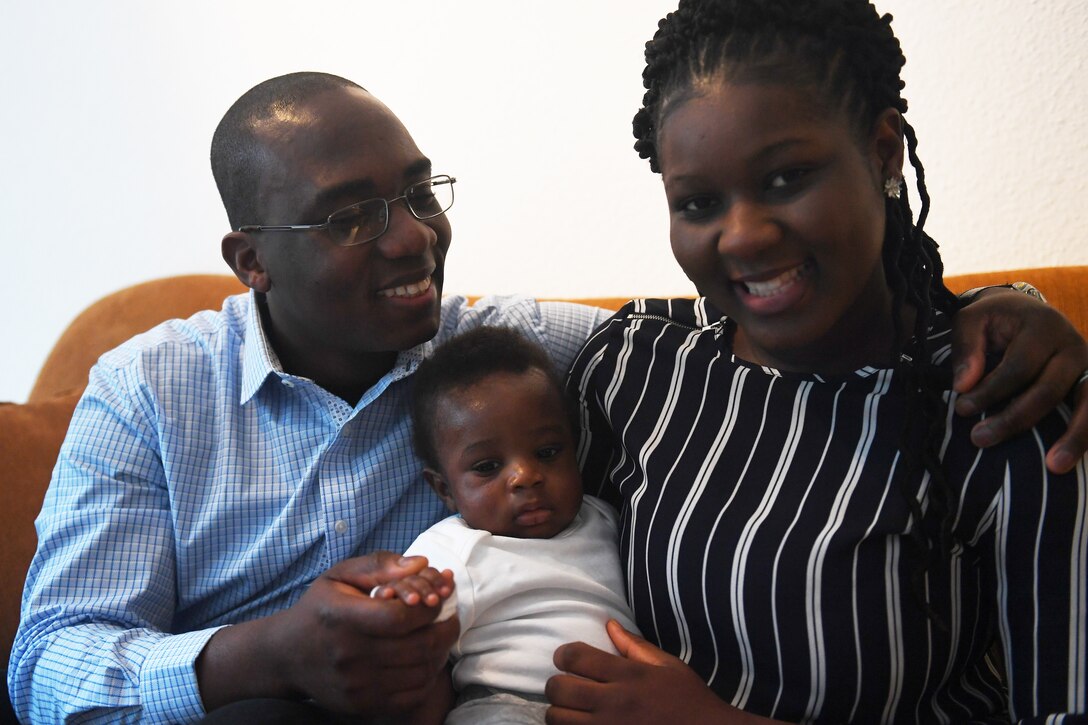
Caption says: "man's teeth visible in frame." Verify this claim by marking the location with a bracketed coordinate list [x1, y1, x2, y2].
[743, 266, 805, 297]
[379, 277, 432, 298]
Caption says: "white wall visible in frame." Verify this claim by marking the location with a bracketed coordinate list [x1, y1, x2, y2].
[2, 1, 1086, 404]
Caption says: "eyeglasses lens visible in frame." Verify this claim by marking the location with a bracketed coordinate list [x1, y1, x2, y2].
[327, 200, 387, 247]
[325, 176, 455, 247]
[406, 176, 454, 219]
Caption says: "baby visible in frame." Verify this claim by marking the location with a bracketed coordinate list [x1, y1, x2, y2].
[373, 325, 638, 725]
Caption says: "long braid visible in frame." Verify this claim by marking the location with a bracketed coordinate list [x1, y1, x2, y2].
[635, 0, 960, 622]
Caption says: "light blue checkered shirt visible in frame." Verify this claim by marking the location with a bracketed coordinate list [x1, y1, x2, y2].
[8, 291, 610, 724]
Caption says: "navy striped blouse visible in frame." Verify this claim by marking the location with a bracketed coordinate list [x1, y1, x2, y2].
[569, 298, 1086, 724]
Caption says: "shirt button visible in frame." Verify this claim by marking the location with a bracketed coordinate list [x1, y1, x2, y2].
[334, 520, 348, 534]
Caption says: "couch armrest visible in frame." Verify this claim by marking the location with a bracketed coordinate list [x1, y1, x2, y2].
[0, 393, 81, 687]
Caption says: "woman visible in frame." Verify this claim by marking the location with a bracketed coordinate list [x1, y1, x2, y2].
[547, 1, 1087, 722]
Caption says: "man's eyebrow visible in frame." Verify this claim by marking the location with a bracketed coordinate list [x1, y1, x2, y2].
[311, 179, 377, 213]
[405, 157, 434, 180]
[309, 157, 434, 214]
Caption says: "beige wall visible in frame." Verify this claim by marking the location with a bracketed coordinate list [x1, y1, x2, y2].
[2, 0, 1085, 403]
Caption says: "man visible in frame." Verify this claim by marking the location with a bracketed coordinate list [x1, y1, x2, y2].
[9, 72, 1088, 723]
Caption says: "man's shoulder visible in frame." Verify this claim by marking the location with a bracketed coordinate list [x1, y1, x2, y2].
[438, 293, 539, 328]
[95, 293, 249, 383]
[437, 294, 598, 340]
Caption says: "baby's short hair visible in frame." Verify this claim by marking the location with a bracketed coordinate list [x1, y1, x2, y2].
[411, 326, 567, 469]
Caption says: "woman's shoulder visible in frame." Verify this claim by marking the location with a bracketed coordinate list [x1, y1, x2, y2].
[573, 297, 723, 365]
[606, 297, 723, 329]
[585, 297, 726, 353]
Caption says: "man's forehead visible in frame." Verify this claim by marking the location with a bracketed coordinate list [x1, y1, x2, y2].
[250, 86, 389, 146]
[249, 99, 320, 138]
[245, 86, 428, 214]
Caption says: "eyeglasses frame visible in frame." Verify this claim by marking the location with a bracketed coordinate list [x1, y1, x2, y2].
[236, 174, 456, 247]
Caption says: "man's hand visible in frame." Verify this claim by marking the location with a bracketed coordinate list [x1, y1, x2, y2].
[197, 552, 459, 716]
[546, 620, 780, 724]
[951, 287, 1088, 473]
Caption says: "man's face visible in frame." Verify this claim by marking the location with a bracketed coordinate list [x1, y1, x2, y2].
[247, 87, 452, 362]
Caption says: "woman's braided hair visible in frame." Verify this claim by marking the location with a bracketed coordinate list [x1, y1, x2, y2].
[635, 0, 961, 623]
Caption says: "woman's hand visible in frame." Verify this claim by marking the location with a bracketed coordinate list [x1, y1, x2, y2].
[950, 287, 1088, 473]
[546, 620, 785, 724]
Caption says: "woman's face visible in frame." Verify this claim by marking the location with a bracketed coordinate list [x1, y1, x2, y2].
[658, 80, 905, 373]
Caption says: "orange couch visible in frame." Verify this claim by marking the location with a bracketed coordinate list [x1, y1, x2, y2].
[3, 267, 1087, 717]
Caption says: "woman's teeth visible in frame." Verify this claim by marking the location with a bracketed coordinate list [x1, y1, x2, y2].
[743, 265, 806, 297]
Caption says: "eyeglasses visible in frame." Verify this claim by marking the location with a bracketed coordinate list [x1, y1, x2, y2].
[237, 174, 456, 247]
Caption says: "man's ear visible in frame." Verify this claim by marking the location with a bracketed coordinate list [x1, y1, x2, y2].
[423, 468, 458, 513]
[222, 231, 271, 293]
[871, 107, 905, 182]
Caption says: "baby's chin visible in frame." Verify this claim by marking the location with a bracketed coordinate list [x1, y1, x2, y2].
[469, 509, 579, 539]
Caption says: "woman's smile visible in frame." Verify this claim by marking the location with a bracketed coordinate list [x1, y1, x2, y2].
[733, 260, 813, 314]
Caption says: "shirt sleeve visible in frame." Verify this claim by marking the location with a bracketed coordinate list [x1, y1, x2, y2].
[7, 359, 220, 724]
[451, 295, 612, 378]
[536, 301, 615, 374]
[985, 418, 1087, 723]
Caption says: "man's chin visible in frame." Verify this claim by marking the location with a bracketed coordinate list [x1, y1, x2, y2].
[376, 316, 441, 353]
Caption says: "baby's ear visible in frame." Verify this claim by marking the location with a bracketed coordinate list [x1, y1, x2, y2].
[423, 468, 458, 513]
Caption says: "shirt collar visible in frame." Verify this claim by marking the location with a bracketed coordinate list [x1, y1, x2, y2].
[238, 290, 441, 406]
[240, 291, 285, 404]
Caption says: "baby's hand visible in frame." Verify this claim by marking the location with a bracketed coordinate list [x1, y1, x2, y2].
[370, 563, 457, 622]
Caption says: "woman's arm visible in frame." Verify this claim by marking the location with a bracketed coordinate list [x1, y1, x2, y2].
[949, 286, 1088, 472]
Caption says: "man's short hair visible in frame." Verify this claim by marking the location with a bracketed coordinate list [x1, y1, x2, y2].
[210, 71, 363, 230]
[410, 326, 568, 470]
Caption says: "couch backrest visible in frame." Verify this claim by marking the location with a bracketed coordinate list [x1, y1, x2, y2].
[27, 267, 1088, 407]
[28, 274, 248, 403]
[945, 266, 1088, 339]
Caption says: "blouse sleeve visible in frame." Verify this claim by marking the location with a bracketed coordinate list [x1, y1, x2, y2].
[566, 303, 637, 509]
[986, 416, 1087, 723]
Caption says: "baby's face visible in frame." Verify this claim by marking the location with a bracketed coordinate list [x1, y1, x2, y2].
[430, 368, 583, 538]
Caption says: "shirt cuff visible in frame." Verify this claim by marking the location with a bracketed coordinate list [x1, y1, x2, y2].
[139, 625, 228, 724]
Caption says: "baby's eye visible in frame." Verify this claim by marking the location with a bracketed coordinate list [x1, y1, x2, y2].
[537, 445, 561, 460]
[470, 460, 501, 475]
